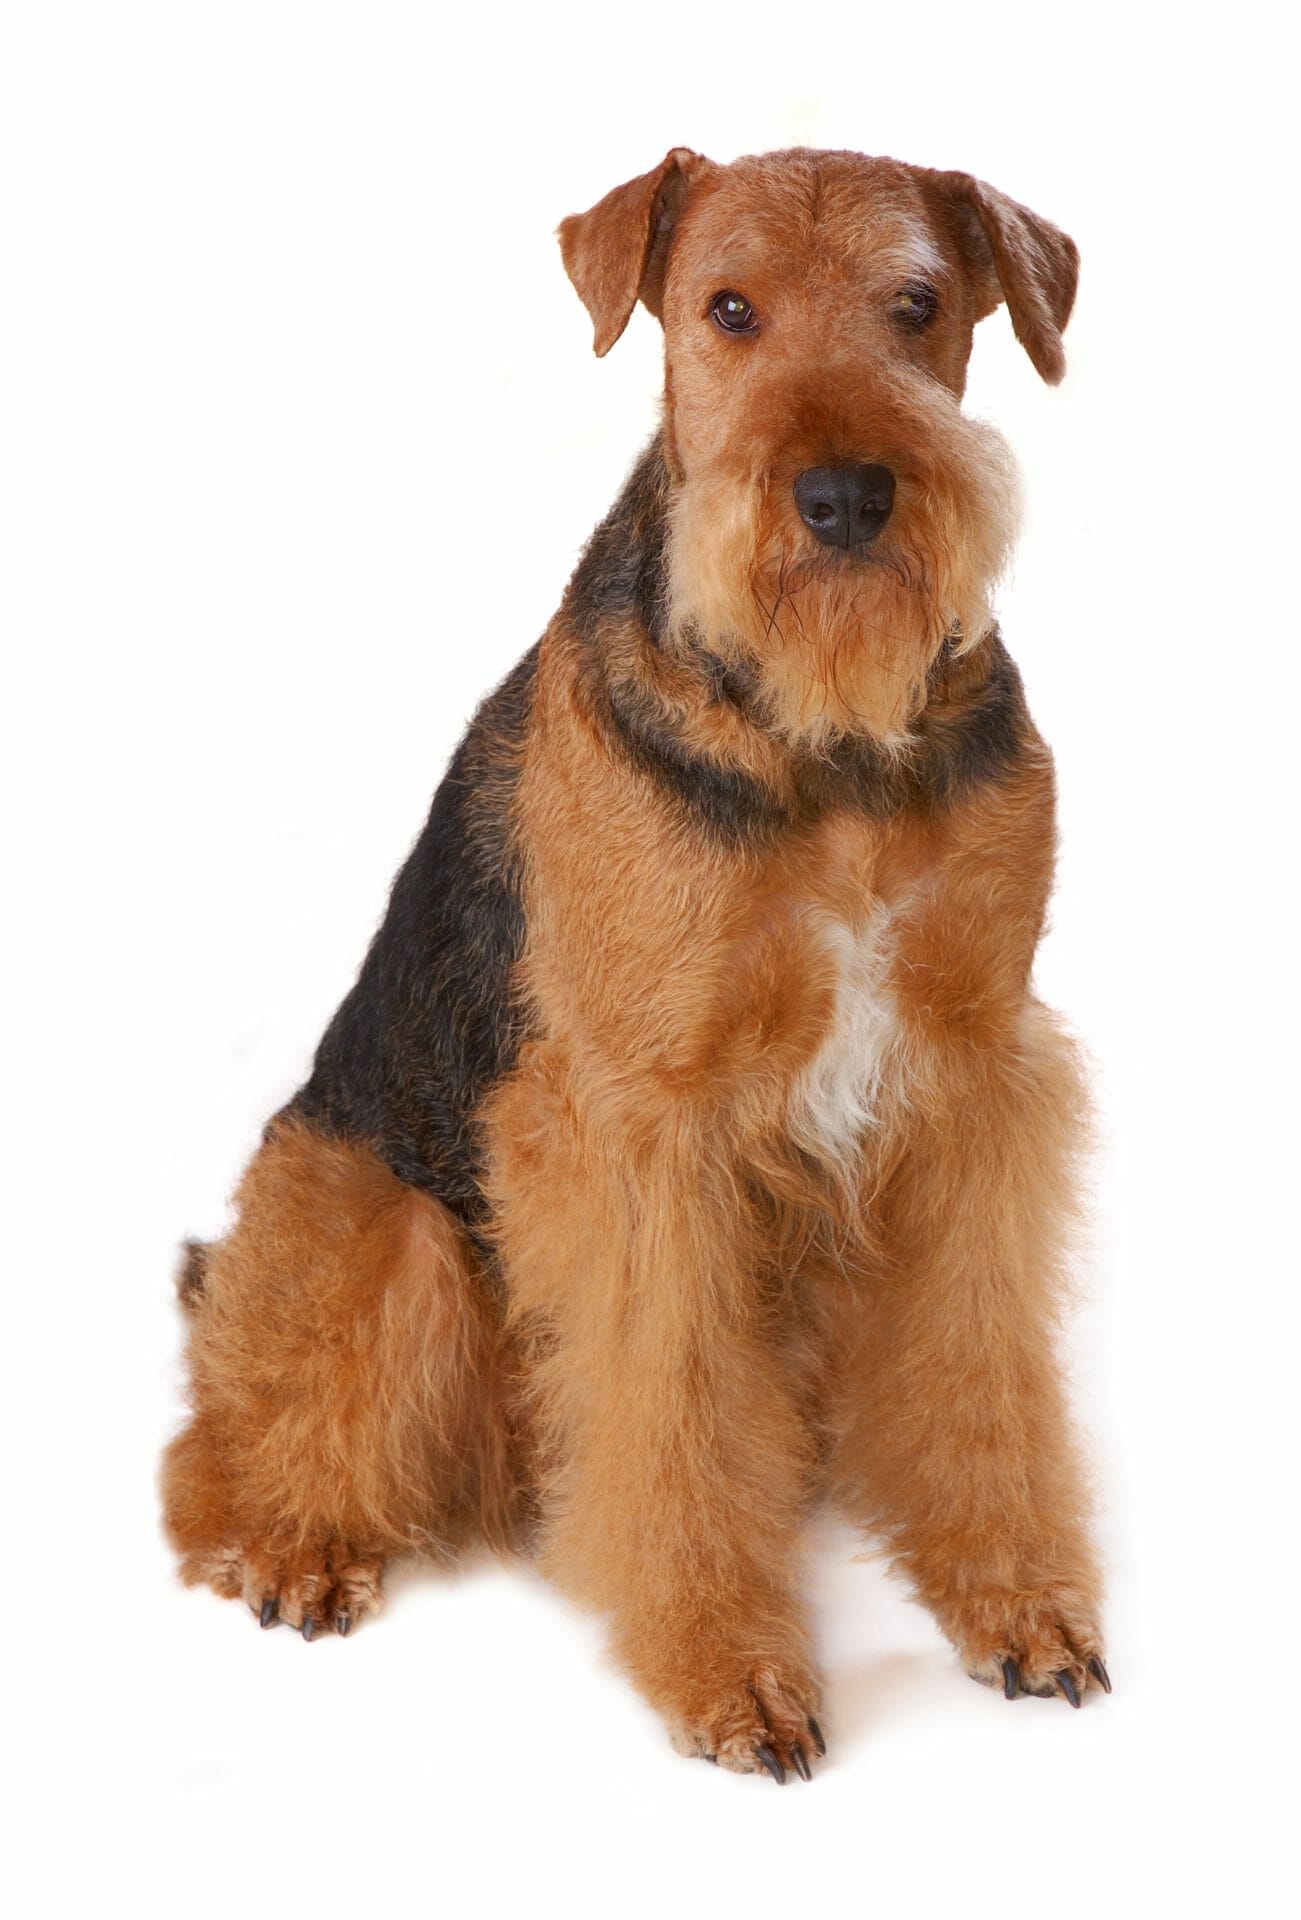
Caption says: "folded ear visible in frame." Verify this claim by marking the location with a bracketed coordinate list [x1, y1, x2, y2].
[931, 171, 1080, 384]
[559, 148, 708, 356]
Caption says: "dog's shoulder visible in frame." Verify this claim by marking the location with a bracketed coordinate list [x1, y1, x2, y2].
[289, 645, 540, 1224]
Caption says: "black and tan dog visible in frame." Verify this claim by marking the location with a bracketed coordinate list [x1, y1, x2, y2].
[163, 146, 1108, 1781]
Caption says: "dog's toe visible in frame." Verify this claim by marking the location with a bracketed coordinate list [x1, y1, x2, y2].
[961, 1593, 1108, 1706]
[210, 1544, 386, 1638]
[669, 1668, 824, 1781]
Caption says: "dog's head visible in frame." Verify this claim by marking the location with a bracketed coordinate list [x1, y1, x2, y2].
[560, 148, 1077, 744]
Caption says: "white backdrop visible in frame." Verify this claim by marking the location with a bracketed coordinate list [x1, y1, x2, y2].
[4, 4, 1294, 1915]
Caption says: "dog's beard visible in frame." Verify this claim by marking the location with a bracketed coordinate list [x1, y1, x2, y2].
[666, 415, 1020, 750]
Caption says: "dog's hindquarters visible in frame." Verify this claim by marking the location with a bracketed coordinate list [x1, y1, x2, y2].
[162, 648, 543, 1629]
[161, 1113, 521, 1631]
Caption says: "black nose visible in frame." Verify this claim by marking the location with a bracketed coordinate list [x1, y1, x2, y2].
[793, 464, 896, 548]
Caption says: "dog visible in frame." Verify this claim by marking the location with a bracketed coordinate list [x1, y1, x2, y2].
[162, 145, 1109, 1781]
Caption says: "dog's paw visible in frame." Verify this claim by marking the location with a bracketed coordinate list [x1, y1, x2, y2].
[957, 1589, 1110, 1705]
[666, 1665, 826, 1782]
[182, 1541, 384, 1639]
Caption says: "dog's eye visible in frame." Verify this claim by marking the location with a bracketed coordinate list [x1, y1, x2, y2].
[891, 284, 938, 329]
[711, 290, 758, 334]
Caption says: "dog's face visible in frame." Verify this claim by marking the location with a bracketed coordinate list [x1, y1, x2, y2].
[561, 148, 1077, 744]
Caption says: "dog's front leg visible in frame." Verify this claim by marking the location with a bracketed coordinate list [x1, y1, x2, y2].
[488, 1060, 824, 1779]
[829, 1002, 1109, 1704]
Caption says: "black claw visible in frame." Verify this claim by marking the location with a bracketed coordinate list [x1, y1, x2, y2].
[807, 1716, 826, 1757]
[704, 1753, 718, 1764]
[791, 1747, 813, 1782]
[1001, 1658, 1021, 1700]
[335, 1611, 352, 1638]
[755, 1744, 786, 1785]
[1055, 1669, 1080, 1708]
[1088, 1655, 1112, 1694]
[259, 1598, 279, 1630]
[301, 1616, 318, 1642]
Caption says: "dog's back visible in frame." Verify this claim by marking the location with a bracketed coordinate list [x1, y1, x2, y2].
[289, 646, 538, 1233]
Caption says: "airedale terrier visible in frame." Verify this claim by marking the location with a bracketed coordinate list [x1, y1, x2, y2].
[163, 146, 1109, 1780]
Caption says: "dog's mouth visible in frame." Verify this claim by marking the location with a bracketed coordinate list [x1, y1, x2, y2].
[752, 516, 946, 660]
[772, 534, 909, 593]
[793, 537, 894, 569]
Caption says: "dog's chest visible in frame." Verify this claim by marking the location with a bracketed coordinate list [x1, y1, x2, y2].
[787, 908, 900, 1166]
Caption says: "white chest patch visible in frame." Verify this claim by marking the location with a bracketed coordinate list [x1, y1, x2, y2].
[789, 912, 900, 1168]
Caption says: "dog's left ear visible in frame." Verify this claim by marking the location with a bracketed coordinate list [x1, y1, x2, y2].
[559, 148, 709, 357]
[929, 172, 1079, 384]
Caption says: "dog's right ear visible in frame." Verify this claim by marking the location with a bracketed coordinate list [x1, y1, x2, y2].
[559, 149, 708, 357]
[927, 170, 1079, 385]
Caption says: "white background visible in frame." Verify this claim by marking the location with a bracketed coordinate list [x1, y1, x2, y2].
[3, 4, 1295, 1914]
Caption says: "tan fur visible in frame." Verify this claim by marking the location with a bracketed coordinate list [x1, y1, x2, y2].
[162, 1116, 523, 1628]
[163, 146, 1103, 1777]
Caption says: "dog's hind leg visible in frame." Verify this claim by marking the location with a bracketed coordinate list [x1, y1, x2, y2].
[161, 1114, 518, 1635]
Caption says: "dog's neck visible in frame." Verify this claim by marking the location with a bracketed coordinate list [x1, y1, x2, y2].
[561, 436, 1032, 843]
[564, 432, 676, 650]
